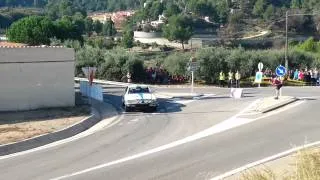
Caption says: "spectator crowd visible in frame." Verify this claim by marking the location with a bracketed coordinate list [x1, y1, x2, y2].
[145, 67, 188, 84]
[264, 67, 320, 85]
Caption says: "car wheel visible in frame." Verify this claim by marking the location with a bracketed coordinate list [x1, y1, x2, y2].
[150, 106, 157, 112]
[124, 106, 131, 112]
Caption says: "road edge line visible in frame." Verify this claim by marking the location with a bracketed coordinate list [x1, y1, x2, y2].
[211, 141, 320, 180]
[0, 102, 122, 160]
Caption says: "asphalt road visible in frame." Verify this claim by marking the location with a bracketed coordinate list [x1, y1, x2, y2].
[0, 86, 319, 180]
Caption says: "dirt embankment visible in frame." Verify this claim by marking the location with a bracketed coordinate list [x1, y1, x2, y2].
[0, 105, 90, 145]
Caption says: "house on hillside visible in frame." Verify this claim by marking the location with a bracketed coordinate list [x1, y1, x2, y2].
[150, 14, 166, 29]
[89, 10, 135, 30]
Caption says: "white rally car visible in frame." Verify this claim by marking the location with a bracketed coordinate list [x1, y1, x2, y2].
[122, 85, 158, 112]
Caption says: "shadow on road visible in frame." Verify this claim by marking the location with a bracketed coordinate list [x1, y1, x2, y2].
[103, 94, 186, 114]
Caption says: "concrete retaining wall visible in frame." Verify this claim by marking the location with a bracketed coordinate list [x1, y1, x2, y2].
[0, 47, 75, 111]
[134, 31, 162, 38]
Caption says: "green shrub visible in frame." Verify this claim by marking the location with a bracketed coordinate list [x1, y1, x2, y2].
[163, 52, 191, 76]
[193, 47, 317, 84]
[98, 48, 145, 82]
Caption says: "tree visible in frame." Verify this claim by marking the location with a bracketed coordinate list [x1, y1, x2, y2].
[164, 3, 181, 17]
[72, 12, 85, 35]
[75, 45, 104, 75]
[84, 17, 94, 36]
[55, 16, 83, 42]
[149, 1, 164, 21]
[216, 0, 229, 24]
[227, 12, 244, 35]
[93, 20, 103, 34]
[6, 16, 55, 45]
[188, 0, 213, 17]
[102, 18, 117, 37]
[163, 15, 193, 49]
[121, 29, 134, 48]
[253, 0, 267, 17]
[263, 4, 275, 21]
[291, 0, 301, 8]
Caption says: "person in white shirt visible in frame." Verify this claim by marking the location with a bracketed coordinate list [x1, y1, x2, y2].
[313, 68, 319, 86]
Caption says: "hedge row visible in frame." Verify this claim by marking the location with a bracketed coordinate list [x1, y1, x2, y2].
[75, 46, 320, 84]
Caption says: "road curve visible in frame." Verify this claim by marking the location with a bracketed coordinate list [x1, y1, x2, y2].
[0, 86, 253, 180]
[0, 87, 319, 180]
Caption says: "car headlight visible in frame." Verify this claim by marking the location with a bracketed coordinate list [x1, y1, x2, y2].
[149, 99, 157, 104]
[126, 100, 138, 104]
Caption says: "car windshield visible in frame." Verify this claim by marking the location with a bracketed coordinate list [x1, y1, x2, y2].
[128, 87, 150, 94]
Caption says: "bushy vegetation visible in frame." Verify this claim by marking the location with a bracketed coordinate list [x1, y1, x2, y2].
[194, 47, 318, 84]
[0, 8, 42, 32]
[75, 46, 145, 82]
[163, 52, 191, 76]
[6, 13, 117, 45]
[73, 44, 319, 84]
[6, 15, 84, 45]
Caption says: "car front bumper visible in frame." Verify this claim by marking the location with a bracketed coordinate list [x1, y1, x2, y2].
[125, 102, 157, 108]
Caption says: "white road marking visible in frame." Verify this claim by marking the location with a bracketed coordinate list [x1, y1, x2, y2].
[0, 115, 124, 161]
[127, 118, 140, 124]
[129, 118, 139, 122]
[175, 100, 194, 105]
[211, 141, 320, 180]
[297, 96, 320, 99]
[49, 100, 259, 180]
[51, 99, 304, 180]
[239, 112, 261, 116]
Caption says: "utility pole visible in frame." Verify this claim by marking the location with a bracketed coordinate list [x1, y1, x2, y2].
[285, 11, 289, 71]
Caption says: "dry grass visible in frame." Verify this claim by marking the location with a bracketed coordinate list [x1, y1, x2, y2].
[0, 105, 91, 144]
[239, 148, 320, 180]
[286, 148, 320, 180]
[240, 167, 276, 180]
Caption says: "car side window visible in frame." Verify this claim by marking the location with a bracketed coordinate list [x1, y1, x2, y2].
[124, 87, 128, 94]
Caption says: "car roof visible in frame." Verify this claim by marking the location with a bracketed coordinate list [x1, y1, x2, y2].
[127, 84, 149, 88]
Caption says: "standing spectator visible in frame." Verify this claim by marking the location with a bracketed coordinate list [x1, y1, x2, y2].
[151, 70, 157, 84]
[147, 67, 152, 83]
[228, 70, 234, 88]
[298, 70, 304, 81]
[310, 69, 315, 86]
[219, 71, 225, 87]
[127, 72, 132, 83]
[293, 69, 299, 80]
[235, 70, 241, 88]
[305, 70, 311, 84]
[272, 77, 283, 100]
[314, 68, 319, 86]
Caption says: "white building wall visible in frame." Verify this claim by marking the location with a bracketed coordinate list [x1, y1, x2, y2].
[0, 47, 75, 111]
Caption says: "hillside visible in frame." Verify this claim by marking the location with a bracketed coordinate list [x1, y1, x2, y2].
[2, 0, 320, 43]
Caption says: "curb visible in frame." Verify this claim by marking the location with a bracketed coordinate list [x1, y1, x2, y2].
[172, 94, 204, 99]
[261, 97, 299, 113]
[156, 93, 204, 100]
[0, 102, 117, 156]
